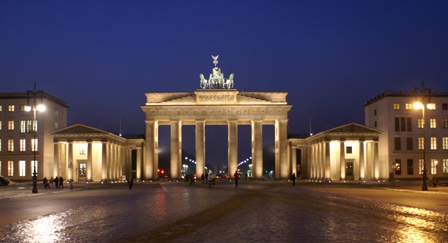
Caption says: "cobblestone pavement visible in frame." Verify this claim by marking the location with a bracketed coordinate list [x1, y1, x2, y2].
[0, 179, 447, 242]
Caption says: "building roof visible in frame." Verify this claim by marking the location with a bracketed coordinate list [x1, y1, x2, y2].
[364, 90, 448, 106]
[0, 92, 69, 108]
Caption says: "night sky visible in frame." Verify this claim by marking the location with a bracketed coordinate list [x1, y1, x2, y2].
[2, 1, 448, 165]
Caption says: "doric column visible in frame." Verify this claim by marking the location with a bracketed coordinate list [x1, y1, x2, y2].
[68, 140, 74, 181]
[358, 140, 365, 180]
[291, 146, 297, 178]
[195, 120, 206, 178]
[170, 120, 182, 180]
[101, 140, 108, 181]
[136, 147, 142, 180]
[251, 120, 263, 179]
[53, 141, 59, 177]
[144, 121, 158, 180]
[228, 120, 238, 177]
[275, 119, 289, 179]
[374, 141, 379, 180]
[325, 140, 331, 180]
[87, 140, 92, 181]
[340, 140, 345, 180]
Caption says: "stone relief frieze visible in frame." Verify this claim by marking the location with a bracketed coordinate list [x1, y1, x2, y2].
[147, 107, 288, 119]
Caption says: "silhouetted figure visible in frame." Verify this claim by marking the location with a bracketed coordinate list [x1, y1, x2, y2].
[128, 177, 134, 190]
[59, 176, 64, 188]
[54, 176, 59, 188]
[43, 177, 49, 188]
[234, 170, 240, 187]
[189, 174, 195, 186]
[291, 173, 296, 186]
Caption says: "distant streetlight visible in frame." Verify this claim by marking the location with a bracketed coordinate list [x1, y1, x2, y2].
[413, 82, 434, 191]
[25, 84, 46, 194]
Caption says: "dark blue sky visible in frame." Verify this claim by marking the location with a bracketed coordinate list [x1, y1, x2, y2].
[1, 1, 448, 163]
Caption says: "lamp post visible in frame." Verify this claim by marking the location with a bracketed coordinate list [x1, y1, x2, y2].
[25, 84, 46, 194]
[413, 82, 433, 191]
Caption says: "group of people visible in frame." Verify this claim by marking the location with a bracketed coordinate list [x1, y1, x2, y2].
[43, 176, 64, 189]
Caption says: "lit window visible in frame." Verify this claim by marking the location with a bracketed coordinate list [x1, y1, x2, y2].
[7, 139, 14, 152]
[393, 103, 400, 110]
[79, 145, 86, 155]
[55, 110, 58, 117]
[418, 137, 424, 150]
[0, 139, 2, 152]
[0, 105, 2, 111]
[430, 119, 436, 128]
[8, 120, 14, 130]
[431, 159, 437, 175]
[419, 159, 424, 175]
[8, 161, 14, 176]
[55, 122, 58, 129]
[19, 160, 26, 176]
[20, 120, 34, 133]
[0, 121, 2, 130]
[31, 160, 38, 176]
[443, 118, 448, 128]
[8, 105, 14, 112]
[443, 137, 448, 150]
[394, 159, 401, 175]
[417, 118, 424, 128]
[20, 105, 27, 112]
[443, 159, 448, 174]
[405, 103, 412, 110]
[431, 137, 437, 150]
[31, 139, 38, 152]
[20, 139, 26, 152]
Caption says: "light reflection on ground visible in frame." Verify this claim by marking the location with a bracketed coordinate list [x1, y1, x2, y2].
[0, 184, 447, 242]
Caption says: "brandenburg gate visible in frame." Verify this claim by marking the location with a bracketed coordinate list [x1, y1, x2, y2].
[141, 56, 292, 180]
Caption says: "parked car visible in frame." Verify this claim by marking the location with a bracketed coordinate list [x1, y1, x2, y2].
[0, 176, 10, 186]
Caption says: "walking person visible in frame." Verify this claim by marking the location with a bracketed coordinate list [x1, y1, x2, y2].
[208, 172, 213, 188]
[54, 176, 59, 188]
[189, 174, 195, 186]
[291, 173, 296, 186]
[201, 173, 205, 184]
[49, 177, 54, 188]
[43, 177, 49, 189]
[234, 170, 240, 187]
[128, 177, 134, 190]
[59, 176, 64, 188]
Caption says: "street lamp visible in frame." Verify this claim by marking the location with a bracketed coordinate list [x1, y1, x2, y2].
[25, 84, 46, 194]
[413, 82, 434, 191]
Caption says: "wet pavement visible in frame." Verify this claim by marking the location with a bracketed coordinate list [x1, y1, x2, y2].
[0, 180, 447, 242]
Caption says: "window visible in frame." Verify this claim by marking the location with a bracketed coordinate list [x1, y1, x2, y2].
[394, 159, 401, 175]
[31, 160, 38, 176]
[8, 105, 14, 112]
[20, 139, 26, 152]
[8, 161, 14, 176]
[20, 105, 27, 112]
[7, 139, 14, 152]
[0, 105, 2, 111]
[442, 103, 447, 110]
[374, 121, 377, 127]
[394, 103, 400, 110]
[0, 121, 2, 130]
[405, 103, 412, 110]
[8, 120, 14, 130]
[419, 159, 424, 174]
[79, 146, 86, 155]
[394, 137, 401, 150]
[430, 118, 436, 128]
[55, 122, 58, 129]
[374, 109, 377, 116]
[394, 117, 412, 132]
[20, 120, 34, 133]
[19, 160, 26, 176]
[443, 159, 448, 174]
[346, 146, 352, 154]
[443, 118, 448, 128]
[443, 137, 448, 150]
[431, 137, 437, 150]
[55, 110, 58, 117]
[31, 139, 38, 152]
[407, 159, 414, 175]
[431, 159, 437, 174]
[0, 139, 1, 152]
[417, 118, 424, 129]
[418, 137, 424, 150]
[406, 137, 413, 150]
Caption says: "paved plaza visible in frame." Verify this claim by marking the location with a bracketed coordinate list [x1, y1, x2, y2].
[0, 179, 447, 242]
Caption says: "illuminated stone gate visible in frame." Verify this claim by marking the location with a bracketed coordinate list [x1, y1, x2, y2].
[140, 56, 292, 180]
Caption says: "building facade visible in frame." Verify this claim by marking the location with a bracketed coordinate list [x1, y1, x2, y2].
[364, 87, 448, 180]
[0, 91, 68, 181]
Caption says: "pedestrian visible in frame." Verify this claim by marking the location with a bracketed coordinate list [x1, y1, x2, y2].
[234, 170, 240, 187]
[201, 173, 205, 184]
[208, 172, 213, 188]
[291, 173, 296, 186]
[189, 174, 195, 186]
[43, 177, 49, 189]
[49, 177, 54, 188]
[205, 173, 209, 185]
[128, 177, 134, 190]
[54, 176, 59, 188]
[59, 176, 64, 188]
